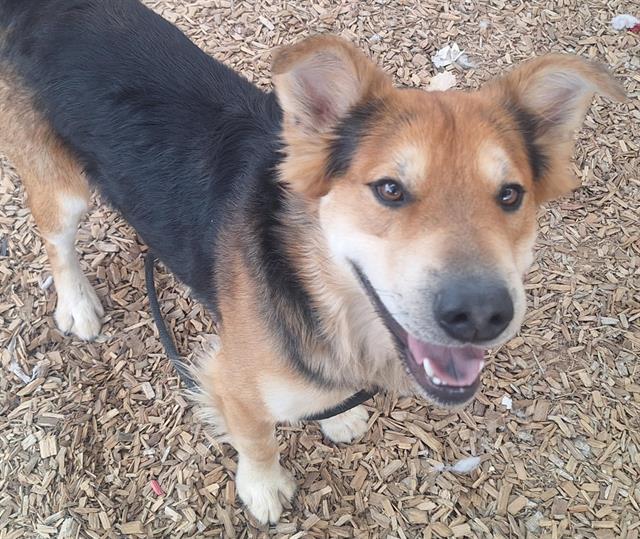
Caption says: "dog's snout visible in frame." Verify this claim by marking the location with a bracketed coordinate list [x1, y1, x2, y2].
[435, 279, 514, 343]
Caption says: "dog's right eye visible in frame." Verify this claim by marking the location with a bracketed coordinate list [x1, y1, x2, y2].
[370, 179, 408, 207]
[497, 183, 525, 211]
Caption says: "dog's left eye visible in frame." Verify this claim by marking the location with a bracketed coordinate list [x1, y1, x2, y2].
[497, 184, 525, 211]
[370, 179, 407, 207]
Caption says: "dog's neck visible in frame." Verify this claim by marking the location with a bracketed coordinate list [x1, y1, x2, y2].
[276, 189, 411, 393]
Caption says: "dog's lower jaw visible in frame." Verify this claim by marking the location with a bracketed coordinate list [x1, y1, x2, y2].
[235, 454, 296, 525]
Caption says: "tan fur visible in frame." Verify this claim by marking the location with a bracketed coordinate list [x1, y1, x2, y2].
[271, 39, 624, 366]
[196, 45, 624, 522]
[200, 245, 296, 436]
[0, 67, 90, 233]
[273, 36, 391, 197]
[280, 195, 410, 391]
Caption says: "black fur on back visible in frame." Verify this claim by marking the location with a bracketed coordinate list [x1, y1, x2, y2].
[0, 0, 296, 319]
[0, 0, 341, 388]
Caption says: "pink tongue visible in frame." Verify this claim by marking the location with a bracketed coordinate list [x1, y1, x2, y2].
[407, 335, 485, 387]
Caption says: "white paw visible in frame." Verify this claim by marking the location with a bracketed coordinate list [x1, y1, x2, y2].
[320, 404, 369, 444]
[236, 460, 296, 525]
[54, 274, 104, 341]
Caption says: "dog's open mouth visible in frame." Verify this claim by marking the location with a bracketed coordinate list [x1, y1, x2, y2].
[351, 263, 484, 405]
[404, 335, 483, 405]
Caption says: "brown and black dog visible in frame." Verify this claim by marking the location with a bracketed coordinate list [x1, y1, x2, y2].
[0, 0, 625, 524]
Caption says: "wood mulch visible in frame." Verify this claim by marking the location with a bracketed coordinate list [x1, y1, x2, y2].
[1, 0, 638, 537]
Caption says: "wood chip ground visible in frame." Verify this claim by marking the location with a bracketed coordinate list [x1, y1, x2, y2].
[1, 0, 639, 537]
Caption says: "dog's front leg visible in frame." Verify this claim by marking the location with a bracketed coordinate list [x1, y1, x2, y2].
[224, 397, 296, 525]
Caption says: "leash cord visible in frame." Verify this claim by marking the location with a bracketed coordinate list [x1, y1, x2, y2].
[144, 251, 196, 389]
[144, 251, 377, 418]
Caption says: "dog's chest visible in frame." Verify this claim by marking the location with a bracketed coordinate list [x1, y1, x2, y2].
[260, 376, 357, 423]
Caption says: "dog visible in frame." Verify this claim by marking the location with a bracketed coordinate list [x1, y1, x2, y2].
[0, 0, 625, 525]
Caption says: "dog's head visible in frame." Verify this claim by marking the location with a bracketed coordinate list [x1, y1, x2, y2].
[273, 36, 625, 406]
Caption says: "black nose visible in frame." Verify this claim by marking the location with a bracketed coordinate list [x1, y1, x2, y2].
[435, 279, 514, 343]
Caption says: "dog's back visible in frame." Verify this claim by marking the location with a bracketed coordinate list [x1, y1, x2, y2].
[0, 0, 282, 305]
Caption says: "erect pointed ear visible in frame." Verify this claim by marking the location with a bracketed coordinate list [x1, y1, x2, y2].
[272, 35, 391, 197]
[483, 54, 626, 203]
[273, 35, 390, 134]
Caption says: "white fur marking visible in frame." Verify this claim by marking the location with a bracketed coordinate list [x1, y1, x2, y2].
[236, 456, 296, 525]
[262, 377, 356, 423]
[478, 144, 512, 188]
[53, 269, 104, 340]
[47, 195, 103, 340]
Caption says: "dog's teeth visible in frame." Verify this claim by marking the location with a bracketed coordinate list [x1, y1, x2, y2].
[423, 361, 442, 385]
[423, 360, 435, 378]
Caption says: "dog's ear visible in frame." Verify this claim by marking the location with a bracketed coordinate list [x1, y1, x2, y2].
[483, 55, 626, 203]
[272, 36, 391, 197]
[273, 35, 389, 134]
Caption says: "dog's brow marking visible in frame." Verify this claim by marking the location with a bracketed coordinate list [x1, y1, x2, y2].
[394, 144, 428, 190]
[478, 144, 512, 188]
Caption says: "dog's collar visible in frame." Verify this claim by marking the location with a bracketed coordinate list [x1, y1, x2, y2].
[302, 388, 378, 421]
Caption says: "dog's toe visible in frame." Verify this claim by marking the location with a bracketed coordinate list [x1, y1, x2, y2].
[320, 404, 370, 444]
[236, 461, 296, 525]
[54, 276, 103, 341]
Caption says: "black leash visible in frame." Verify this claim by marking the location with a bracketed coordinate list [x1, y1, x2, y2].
[144, 251, 196, 389]
[144, 250, 377, 419]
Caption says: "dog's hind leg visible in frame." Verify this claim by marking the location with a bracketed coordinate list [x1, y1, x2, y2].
[38, 186, 104, 341]
[0, 71, 104, 340]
